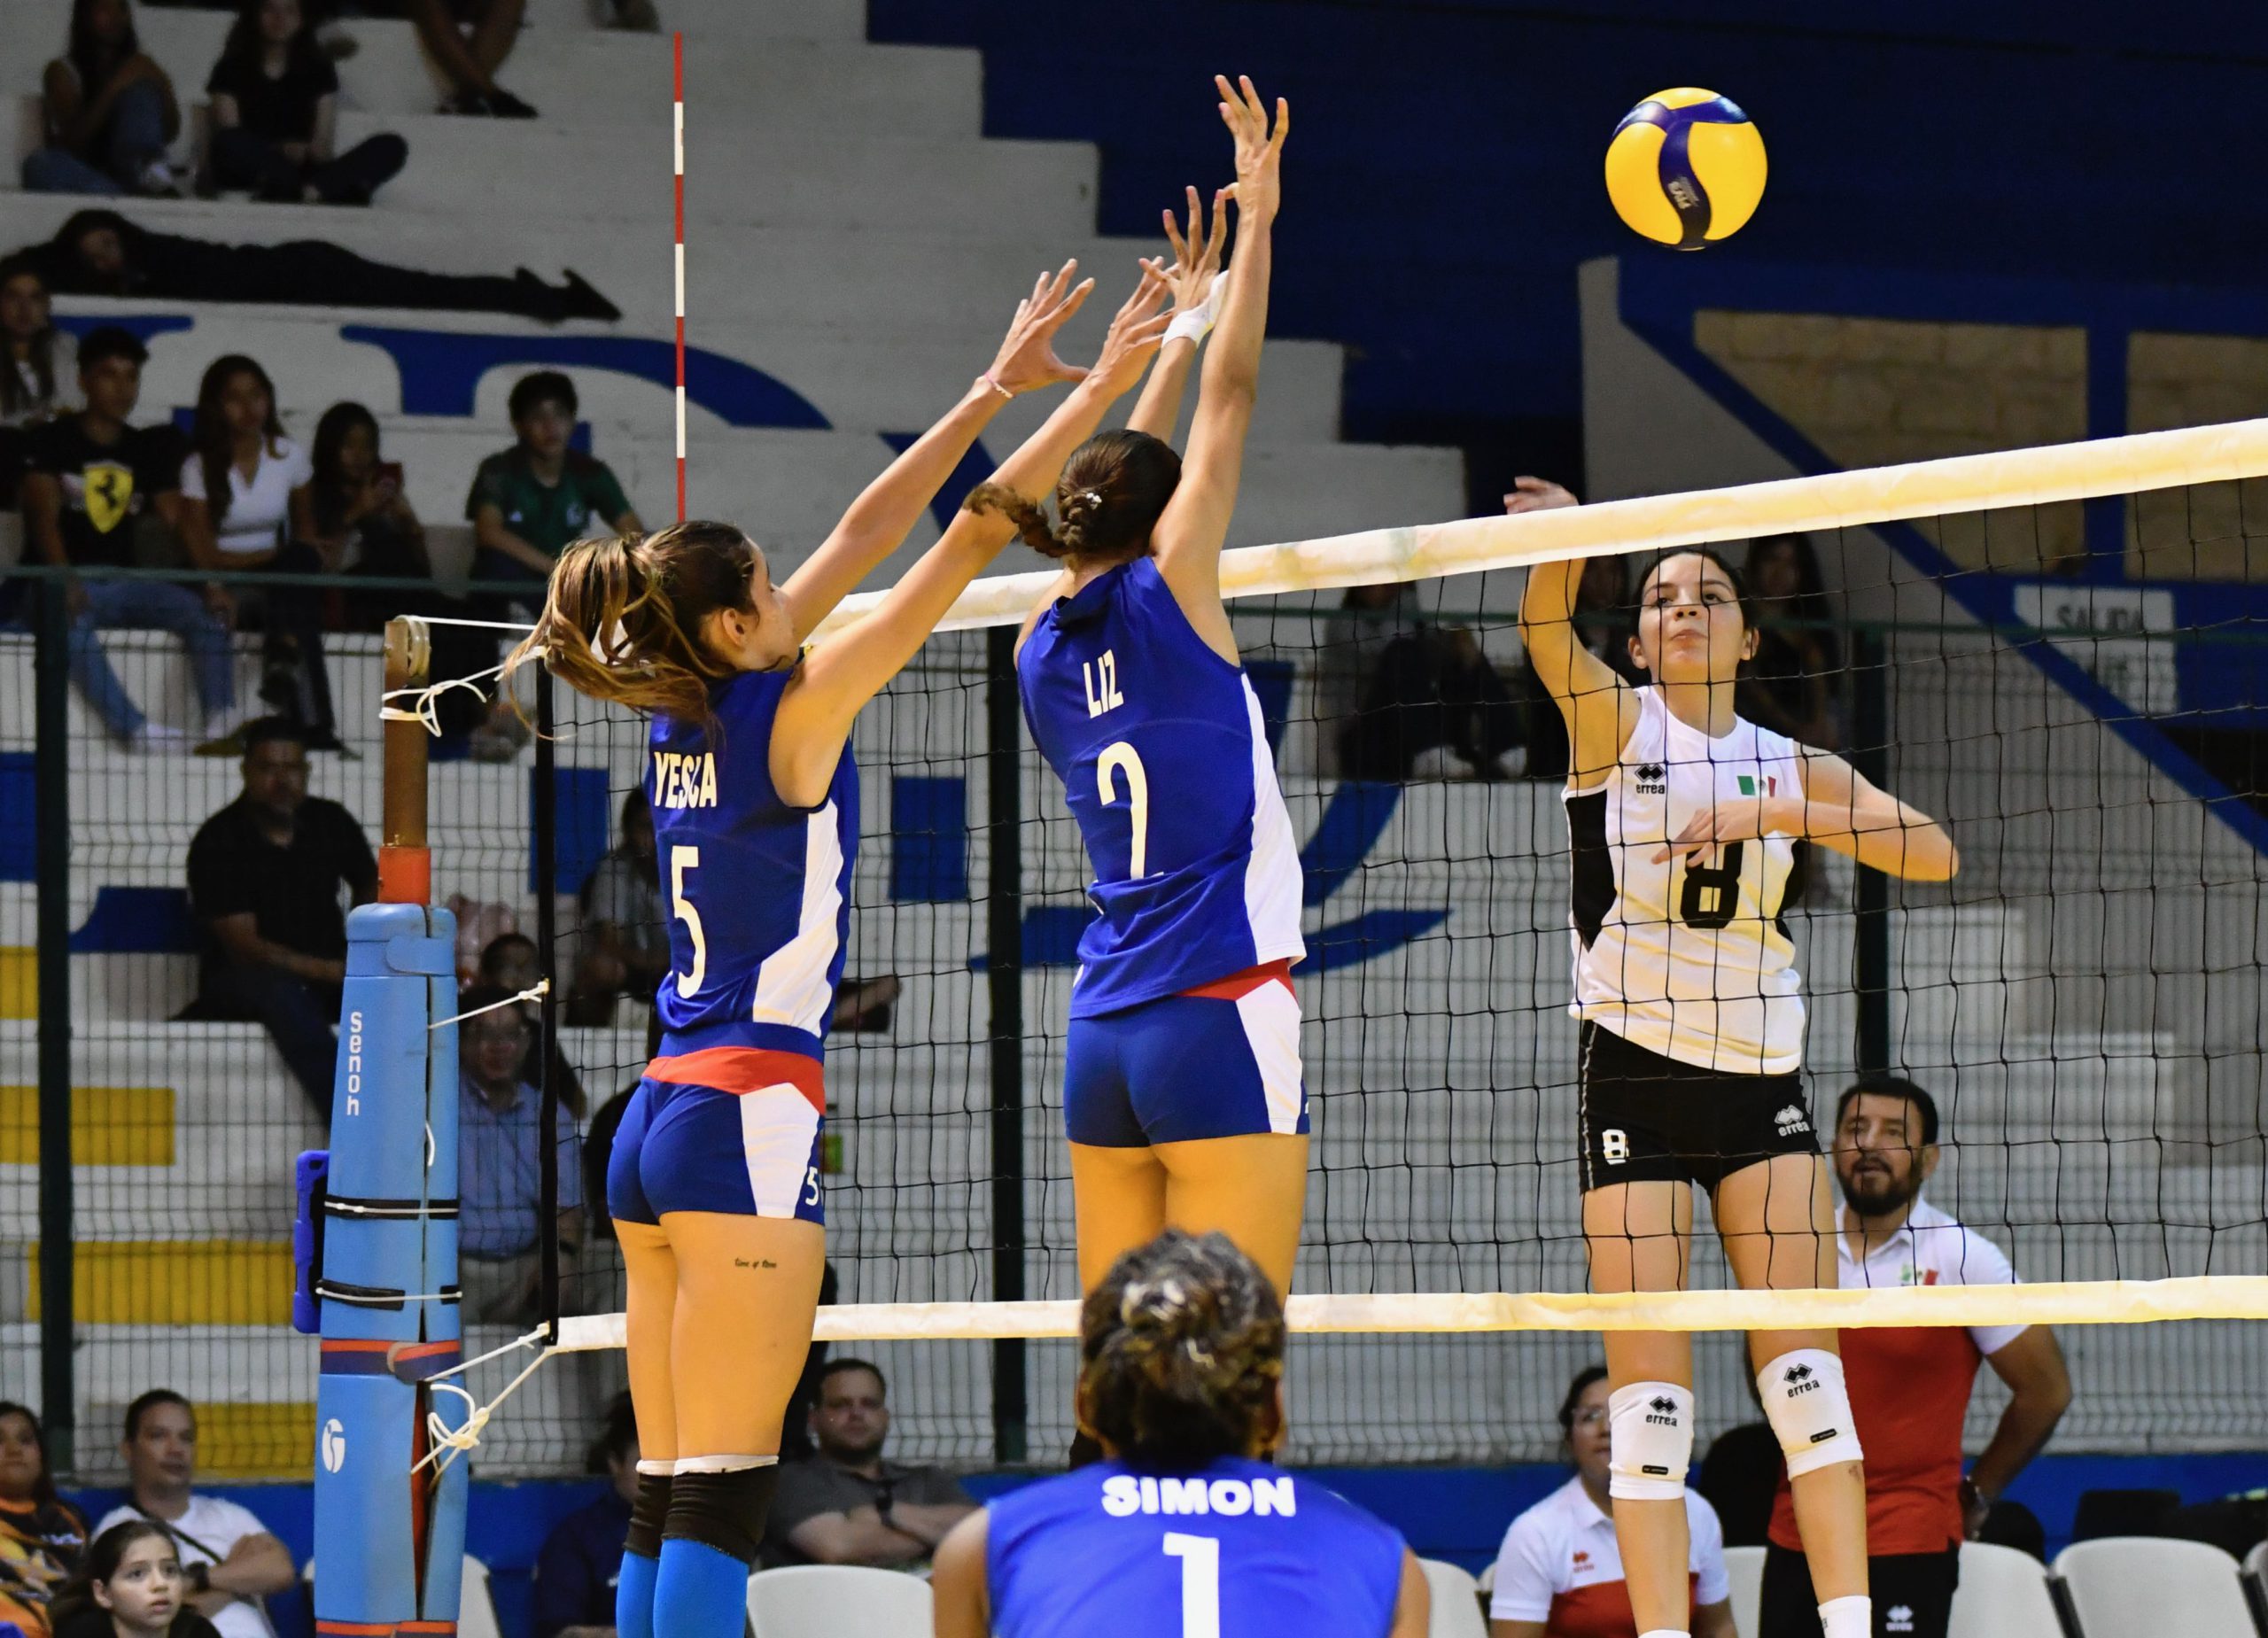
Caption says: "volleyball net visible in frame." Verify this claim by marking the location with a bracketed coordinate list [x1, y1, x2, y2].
[389, 416, 2268, 1471]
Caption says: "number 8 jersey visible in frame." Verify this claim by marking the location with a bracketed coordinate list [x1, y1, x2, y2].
[1566, 686, 1807, 1075]
[1018, 557, 1304, 1018]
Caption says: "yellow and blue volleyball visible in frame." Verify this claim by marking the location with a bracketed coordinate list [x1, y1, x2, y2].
[1604, 88, 1767, 249]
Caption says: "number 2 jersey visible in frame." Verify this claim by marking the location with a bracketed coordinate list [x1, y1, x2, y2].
[1018, 557, 1304, 1018]
[646, 664, 858, 1067]
[1566, 686, 1807, 1075]
[986, 1456, 1407, 1638]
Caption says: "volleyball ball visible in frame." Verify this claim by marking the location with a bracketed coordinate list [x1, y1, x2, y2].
[1605, 89, 1767, 249]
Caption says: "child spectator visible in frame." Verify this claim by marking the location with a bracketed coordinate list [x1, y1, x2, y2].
[206, 0, 408, 205]
[17, 327, 239, 751]
[45, 1520, 220, 1638]
[466, 371, 641, 607]
[21, 0, 187, 198]
[164, 354, 342, 749]
[478, 931, 586, 1120]
[0, 1401, 89, 1637]
[307, 400, 427, 594]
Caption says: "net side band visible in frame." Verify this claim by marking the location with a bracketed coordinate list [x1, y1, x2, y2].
[549, 1275, 2268, 1349]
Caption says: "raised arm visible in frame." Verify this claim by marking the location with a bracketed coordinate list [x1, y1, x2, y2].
[1514, 480, 1639, 788]
[771, 268, 1173, 806]
[1126, 186, 1229, 444]
[1149, 75, 1288, 615]
[780, 262, 1094, 643]
[1652, 742, 1961, 881]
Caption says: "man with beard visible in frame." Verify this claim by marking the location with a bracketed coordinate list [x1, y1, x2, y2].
[764, 1359, 976, 1570]
[1757, 1076, 2071, 1638]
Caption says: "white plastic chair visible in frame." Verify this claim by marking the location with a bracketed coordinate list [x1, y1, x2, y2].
[746, 1564, 935, 1638]
[302, 1553, 501, 1638]
[1418, 1556, 1487, 1638]
[2054, 1536, 2256, 1638]
[1721, 1543, 1767, 1638]
[1946, 1541, 2063, 1638]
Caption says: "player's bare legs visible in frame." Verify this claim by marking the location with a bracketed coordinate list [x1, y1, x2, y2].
[1157, 1133, 1309, 1296]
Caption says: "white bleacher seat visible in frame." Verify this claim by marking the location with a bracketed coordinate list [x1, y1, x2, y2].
[1947, 1541, 2064, 1638]
[2054, 1537, 2256, 1638]
[302, 1554, 500, 1638]
[745, 1564, 932, 1638]
[1722, 1543, 1766, 1638]
[1418, 1557, 1487, 1638]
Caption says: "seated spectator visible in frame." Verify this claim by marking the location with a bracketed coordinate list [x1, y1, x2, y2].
[468, 372, 641, 607]
[456, 985, 584, 1323]
[477, 931, 586, 1119]
[94, 1393, 293, 1638]
[570, 789, 666, 1026]
[407, 0, 538, 118]
[21, 0, 186, 198]
[530, 1395, 638, 1638]
[164, 354, 341, 749]
[27, 210, 617, 323]
[17, 328, 238, 751]
[186, 718, 377, 1118]
[1488, 1366, 1735, 1638]
[1, 1401, 89, 1637]
[2, 258, 82, 503]
[1740, 532, 1843, 749]
[308, 401, 425, 592]
[46, 1519, 221, 1638]
[206, 0, 407, 205]
[766, 1360, 976, 1569]
[1336, 582, 1522, 781]
[1512, 483, 1642, 782]
[1694, 1418, 1781, 1549]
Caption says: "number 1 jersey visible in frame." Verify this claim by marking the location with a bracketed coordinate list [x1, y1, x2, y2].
[1018, 557, 1304, 1019]
[646, 665, 858, 1062]
[986, 1456, 1406, 1638]
[1565, 686, 1806, 1074]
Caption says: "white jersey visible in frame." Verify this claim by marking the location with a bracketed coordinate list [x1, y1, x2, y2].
[1489, 1475, 1729, 1634]
[1565, 687, 1807, 1074]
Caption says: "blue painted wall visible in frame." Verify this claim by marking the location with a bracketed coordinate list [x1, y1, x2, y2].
[66, 1448, 2268, 1635]
[869, 1, 2268, 508]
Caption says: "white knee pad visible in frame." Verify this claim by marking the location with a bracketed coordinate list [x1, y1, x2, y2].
[1757, 1348, 1864, 1479]
[1607, 1380, 1694, 1502]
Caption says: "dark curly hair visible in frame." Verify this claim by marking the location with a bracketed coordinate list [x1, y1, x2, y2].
[963, 429, 1181, 566]
[1076, 1230, 1285, 1466]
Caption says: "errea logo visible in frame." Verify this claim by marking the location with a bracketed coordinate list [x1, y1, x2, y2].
[1783, 1362, 1818, 1394]
[1634, 761, 1668, 795]
[1775, 1104, 1810, 1137]
[1886, 1605, 1915, 1633]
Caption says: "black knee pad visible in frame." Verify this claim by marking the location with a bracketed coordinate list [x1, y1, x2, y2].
[662, 1463, 781, 1564]
[625, 1471, 672, 1559]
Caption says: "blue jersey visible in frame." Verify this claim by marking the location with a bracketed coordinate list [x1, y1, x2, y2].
[1017, 558, 1304, 1018]
[645, 665, 858, 1063]
[987, 1456, 1406, 1638]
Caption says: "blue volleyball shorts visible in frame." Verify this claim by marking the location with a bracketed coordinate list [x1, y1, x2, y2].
[1065, 960, 1309, 1147]
[607, 1046, 826, 1225]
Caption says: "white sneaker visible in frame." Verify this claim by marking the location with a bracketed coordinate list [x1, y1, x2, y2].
[130, 722, 190, 755]
[1408, 745, 1460, 781]
[137, 159, 187, 198]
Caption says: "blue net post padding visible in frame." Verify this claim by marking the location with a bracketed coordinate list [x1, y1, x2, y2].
[311, 902, 462, 1637]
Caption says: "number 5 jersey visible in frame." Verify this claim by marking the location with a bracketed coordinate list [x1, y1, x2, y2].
[1565, 685, 1808, 1075]
[1017, 557, 1305, 1018]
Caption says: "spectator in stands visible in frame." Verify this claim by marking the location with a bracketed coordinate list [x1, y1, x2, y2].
[186, 718, 377, 1118]
[45, 1518, 221, 1638]
[569, 788, 667, 1026]
[530, 1395, 639, 1638]
[476, 931, 586, 1118]
[0, 1401, 89, 1637]
[1758, 1076, 2071, 1638]
[455, 984, 585, 1323]
[95, 1392, 293, 1638]
[765, 1360, 976, 1569]
[467, 372, 641, 606]
[1334, 580, 1523, 781]
[1488, 1365, 1736, 1638]
[166, 355, 340, 749]
[1740, 532, 1843, 749]
[307, 400, 429, 608]
[21, 0, 187, 198]
[27, 209, 618, 322]
[206, 0, 408, 204]
[2, 257, 81, 432]
[407, 0, 538, 118]
[16, 328, 240, 751]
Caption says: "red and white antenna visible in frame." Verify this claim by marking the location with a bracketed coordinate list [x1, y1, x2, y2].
[672, 30, 687, 523]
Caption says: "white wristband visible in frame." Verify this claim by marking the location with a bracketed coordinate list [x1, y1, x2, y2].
[1163, 270, 1228, 346]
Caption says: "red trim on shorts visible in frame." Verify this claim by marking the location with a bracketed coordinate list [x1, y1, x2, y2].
[1177, 958, 1295, 1002]
[646, 1045, 825, 1113]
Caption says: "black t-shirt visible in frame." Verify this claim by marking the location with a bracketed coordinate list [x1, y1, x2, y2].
[26, 415, 178, 569]
[206, 50, 339, 144]
[187, 794, 377, 978]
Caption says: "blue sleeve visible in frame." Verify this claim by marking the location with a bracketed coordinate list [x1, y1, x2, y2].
[529, 1520, 598, 1638]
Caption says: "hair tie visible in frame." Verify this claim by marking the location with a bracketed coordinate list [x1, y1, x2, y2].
[1081, 491, 1101, 507]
